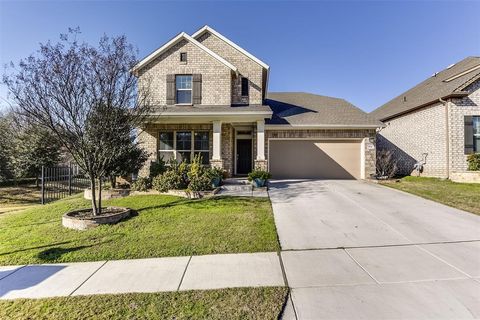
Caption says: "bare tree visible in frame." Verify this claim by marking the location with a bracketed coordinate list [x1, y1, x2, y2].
[376, 150, 398, 179]
[3, 28, 151, 215]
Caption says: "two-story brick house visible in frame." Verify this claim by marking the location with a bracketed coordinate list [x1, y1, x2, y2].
[134, 26, 381, 179]
[371, 57, 480, 182]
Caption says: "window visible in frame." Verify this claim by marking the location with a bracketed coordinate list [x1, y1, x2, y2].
[180, 52, 187, 62]
[474, 116, 480, 152]
[241, 77, 249, 96]
[176, 131, 192, 162]
[194, 132, 210, 164]
[159, 132, 174, 161]
[176, 75, 192, 104]
[159, 131, 209, 164]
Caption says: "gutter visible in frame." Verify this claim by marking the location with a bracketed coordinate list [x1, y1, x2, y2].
[439, 97, 450, 179]
[265, 124, 383, 130]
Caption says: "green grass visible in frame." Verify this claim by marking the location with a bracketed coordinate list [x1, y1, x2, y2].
[0, 287, 288, 320]
[381, 176, 480, 215]
[0, 194, 280, 265]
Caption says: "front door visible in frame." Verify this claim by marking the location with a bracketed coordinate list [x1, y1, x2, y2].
[236, 139, 252, 175]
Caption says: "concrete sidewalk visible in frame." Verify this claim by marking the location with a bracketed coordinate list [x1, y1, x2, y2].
[0, 252, 284, 299]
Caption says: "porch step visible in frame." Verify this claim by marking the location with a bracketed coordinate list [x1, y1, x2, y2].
[221, 178, 253, 192]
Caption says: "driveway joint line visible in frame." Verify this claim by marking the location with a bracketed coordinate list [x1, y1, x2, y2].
[279, 240, 480, 252]
[177, 255, 192, 291]
[277, 251, 289, 287]
[0, 265, 26, 281]
[344, 248, 380, 284]
[415, 244, 474, 279]
[287, 291, 299, 320]
[68, 260, 108, 296]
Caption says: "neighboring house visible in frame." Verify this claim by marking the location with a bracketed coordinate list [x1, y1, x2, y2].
[133, 26, 381, 179]
[371, 57, 480, 180]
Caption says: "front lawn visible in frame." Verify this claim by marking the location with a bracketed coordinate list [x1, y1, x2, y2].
[0, 287, 288, 320]
[0, 194, 280, 265]
[380, 176, 480, 215]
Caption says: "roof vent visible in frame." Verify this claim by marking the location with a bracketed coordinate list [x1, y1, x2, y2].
[446, 63, 455, 69]
[403, 96, 407, 102]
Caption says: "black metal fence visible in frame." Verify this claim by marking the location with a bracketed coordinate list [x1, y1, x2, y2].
[40, 165, 90, 204]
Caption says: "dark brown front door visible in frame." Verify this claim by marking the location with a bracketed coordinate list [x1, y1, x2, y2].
[236, 139, 252, 175]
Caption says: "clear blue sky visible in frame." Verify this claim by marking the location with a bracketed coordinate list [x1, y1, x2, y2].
[1, 1, 479, 112]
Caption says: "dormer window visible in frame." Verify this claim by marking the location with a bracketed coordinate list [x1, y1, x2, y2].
[176, 75, 192, 104]
[241, 77, 249, 97]
[180, 52, 187, 63]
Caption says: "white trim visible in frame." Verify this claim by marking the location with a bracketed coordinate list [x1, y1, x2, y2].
[266, 138, 363, 177]
[192, 26, 270, 70]
[148, 111, 272, 117]
[132, 32, 238, 74]
[444, 64, 480, 82]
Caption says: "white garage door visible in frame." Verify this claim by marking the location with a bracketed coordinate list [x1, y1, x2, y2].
[269, 140, 362, 179]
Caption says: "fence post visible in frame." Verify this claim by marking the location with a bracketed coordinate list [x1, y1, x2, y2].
[68, 164, 72, 196]
[41, 166, 45, 205]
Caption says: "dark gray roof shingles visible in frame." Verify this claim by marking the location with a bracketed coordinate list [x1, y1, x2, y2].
[371, 56, 480, 121]
[265, 92, 382, 127]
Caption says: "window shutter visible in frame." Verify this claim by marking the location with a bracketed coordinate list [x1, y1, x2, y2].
[166, 74, 175, 105]
[465, 115, 474, 154]
[192, 74, 202, 105]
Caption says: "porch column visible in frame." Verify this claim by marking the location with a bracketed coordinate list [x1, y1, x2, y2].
[212, 120, 222, 160]
[254, 120, 268, 171]
[256, 120, 265, 160]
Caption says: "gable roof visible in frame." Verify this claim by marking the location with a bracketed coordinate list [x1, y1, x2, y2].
[266, 92, 382, 128]
[132, 32, 238, 74]
[371, 56, 480, 121]
[192, 25, 270, 70]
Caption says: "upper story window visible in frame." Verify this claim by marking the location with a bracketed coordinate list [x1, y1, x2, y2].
[241, 77, 249, 97]
[180, 52, 187, 62]
[176, 75, 192, 104]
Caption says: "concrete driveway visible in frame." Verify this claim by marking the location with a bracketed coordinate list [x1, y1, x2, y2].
[269, 180, 480, 319]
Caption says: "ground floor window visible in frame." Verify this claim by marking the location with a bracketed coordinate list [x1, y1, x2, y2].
[474, 116, 480, 152]
[159, 130, 210, 164]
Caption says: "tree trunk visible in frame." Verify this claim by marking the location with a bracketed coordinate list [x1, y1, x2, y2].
[90, 176, 98, 216]
[98, 178, 102, 215]
[110, 175, 116, 189]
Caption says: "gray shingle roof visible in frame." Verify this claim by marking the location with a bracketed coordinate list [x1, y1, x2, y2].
[371, 56, 480, 121]
[265, 92, 382, 127]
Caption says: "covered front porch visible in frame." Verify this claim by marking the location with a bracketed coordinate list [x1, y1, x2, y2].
[138, 107, 271, 177]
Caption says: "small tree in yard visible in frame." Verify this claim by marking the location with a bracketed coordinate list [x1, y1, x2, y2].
[0, 114, 13, 182]
[3, 29, 151, 215]
[376, 150, 398, 179]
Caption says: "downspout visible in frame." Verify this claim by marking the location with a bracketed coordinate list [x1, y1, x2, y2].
[439, 97, 450, 179]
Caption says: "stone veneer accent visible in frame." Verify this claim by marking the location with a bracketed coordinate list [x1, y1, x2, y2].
[264, 129, 377, 178]
[377, 78, 480, 178]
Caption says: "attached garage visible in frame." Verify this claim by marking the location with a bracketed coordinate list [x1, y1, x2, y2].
[268, 139, 362, 179]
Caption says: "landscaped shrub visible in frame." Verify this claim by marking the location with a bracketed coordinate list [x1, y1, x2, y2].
[467, 153, 480, 171]
[248, 169, 272, 182]
[131, 177, 151, 192]
[152, 170, 186, 192]
[149, 158, 166, 178]
[186, 154, 212, 192]
[376, 150, 398, 179]
[206, 167, 224, 187]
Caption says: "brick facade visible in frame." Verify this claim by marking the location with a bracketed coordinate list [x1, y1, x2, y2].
[196, 31, 264, 105]
[377, 78, 480, 178]
[138, 39, 232, 106]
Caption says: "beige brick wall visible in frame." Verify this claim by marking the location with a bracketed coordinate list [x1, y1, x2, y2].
[138, 39, 232, 106]
[196, 32, 264, 105]
[377, 102, 448, 177]
[265, 129, 376, 178]
[137, 123, 238, 177]
[449, 79, 480, 172]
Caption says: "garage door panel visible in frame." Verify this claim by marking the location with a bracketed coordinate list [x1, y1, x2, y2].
[269, 140, 361, 179]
